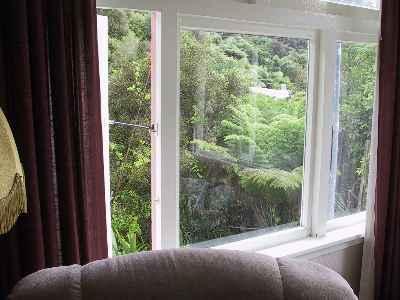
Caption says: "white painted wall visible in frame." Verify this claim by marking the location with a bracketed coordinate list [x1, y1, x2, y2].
[311, 243, 363, 294]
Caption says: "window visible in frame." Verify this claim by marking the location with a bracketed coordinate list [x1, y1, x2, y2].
[97, 8, 154, 255]
[179, 30, 310, 246]
[97, 0, 379, 254]
[328, 42, 377, 219]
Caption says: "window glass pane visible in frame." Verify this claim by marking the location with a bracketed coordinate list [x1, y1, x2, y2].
[328, 42, 377, 219]
[323, 0, 378, 9]
[97, 8, 152, 254]
[180, 30, 310, 246]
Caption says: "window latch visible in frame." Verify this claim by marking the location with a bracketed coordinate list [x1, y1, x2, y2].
[150, 123, 158, 135]
[109, 120, 158, 135]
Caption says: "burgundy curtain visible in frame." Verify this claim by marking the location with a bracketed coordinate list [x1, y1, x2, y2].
[375, 0, 400, 299]
[0, 0, 108, 298]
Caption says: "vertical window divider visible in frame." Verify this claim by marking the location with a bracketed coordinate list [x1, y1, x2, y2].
[151, 11, 162, 250]
[97, 14, 113, 256]
[300, 30, 319, 234]
[310, 30, 337, 238]
[154, 9, 180, 249]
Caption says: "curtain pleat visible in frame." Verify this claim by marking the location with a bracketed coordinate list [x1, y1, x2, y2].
[359, 66, 379, 300]
[375, 0, 400, 299]
[26, 0, 60, 268]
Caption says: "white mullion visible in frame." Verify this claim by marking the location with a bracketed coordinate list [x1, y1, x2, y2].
[151, 12, 162, 250]
[97, 15, 113, 257]
[311, 30, 337, 238]
[301, 32, 319, 232]
[158, 9, 180, 249]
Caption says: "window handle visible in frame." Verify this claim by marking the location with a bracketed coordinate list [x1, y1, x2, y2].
[109, 120, 158, 134]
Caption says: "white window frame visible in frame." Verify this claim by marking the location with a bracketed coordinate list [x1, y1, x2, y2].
[325, 30, 378, 232]
[178, 15, 317, 251]
[97, 0, 380, 253]
[97, 14, 113, 256]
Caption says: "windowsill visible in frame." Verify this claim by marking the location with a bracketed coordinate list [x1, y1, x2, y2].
[257, 222, 365, 260]
[190, 213, 366, 255]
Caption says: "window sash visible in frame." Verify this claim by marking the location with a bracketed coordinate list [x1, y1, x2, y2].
[178, 15, 317, 248]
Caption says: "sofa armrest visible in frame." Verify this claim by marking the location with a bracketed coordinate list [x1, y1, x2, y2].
[8, 265, 81, 300]
[278, 257, 358, 300]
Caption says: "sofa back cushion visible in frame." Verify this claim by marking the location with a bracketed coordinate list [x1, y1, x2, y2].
[82, 249, 284, 300]
[8, 249, 357, 300]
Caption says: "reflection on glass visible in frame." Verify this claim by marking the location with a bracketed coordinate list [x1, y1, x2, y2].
[179, 30, 310, 246]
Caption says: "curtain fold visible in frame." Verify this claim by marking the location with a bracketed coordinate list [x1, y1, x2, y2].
[375, 0, 400, 299]
[0, 0, 108, 298]
[359, 72, 378, 300]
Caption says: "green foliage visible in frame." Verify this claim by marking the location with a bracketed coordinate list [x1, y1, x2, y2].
[180, 31, 253, 148]
[334, 43, 377, 212]
[218, 94, 305, 170]
[340, 43, 376, 162]
[239, 167, 303, 200]
[128, 11, 151, 41]
[112, 216, 146, 255]
[97, 9, 130, 40]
